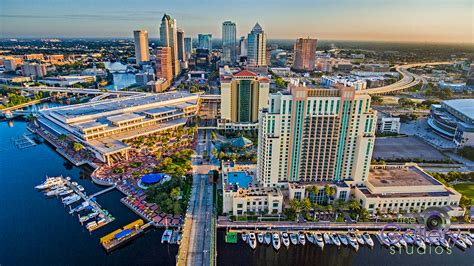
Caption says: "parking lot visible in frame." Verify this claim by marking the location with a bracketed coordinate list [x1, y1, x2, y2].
[373, 136, 447, 161]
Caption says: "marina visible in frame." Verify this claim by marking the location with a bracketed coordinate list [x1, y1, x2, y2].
[35, 176, 115, 232]
[227, 229, 474, 252]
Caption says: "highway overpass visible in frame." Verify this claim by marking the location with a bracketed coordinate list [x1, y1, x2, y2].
[360, 62, 452, 95]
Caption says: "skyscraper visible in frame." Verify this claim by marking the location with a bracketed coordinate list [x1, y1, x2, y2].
[222, 21, 237, 65]
[160, 14, 179, 77]
[177, 29, 185, 62]
[257, 81, 377, 188]
[133, 30, 150, 64]
[184, 37, 193, 60]
[293, 38, 318, 71]
[220, 70, 269, 127]
[155, 47, 172, 81]
[198, 34, 213, 50]
[247, 23, 267, 66]
[238, 36, 247, 58]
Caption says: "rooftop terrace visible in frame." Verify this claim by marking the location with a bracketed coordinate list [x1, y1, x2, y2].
[368, 166, 441, 187]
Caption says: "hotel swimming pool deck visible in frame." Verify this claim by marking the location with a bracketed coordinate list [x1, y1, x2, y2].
[227, 171, 253, 188]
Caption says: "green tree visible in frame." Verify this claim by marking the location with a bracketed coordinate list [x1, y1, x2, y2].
[72, 142, 84, 152]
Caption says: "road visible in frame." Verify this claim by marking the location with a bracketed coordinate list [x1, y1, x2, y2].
[183, 130, 216, 266]
[11, 86, 144, 96]
[361, 62, 452, 95]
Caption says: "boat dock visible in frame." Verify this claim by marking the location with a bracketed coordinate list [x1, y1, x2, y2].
[100, 219, 152, 252]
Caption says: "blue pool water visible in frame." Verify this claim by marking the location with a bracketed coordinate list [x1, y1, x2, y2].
[228, 172, 253, 188]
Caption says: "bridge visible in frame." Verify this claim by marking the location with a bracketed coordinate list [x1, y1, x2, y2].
[360, 62, 452, 95]
[88, 185, 116, 198]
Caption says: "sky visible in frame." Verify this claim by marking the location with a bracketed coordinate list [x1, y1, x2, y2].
[1, 0, 473, 43]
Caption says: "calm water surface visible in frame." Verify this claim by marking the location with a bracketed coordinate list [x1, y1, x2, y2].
[0, 120, 177, 266]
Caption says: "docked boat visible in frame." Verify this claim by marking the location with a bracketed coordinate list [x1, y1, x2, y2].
[355, 232, 365, 245]
[248, 233, 257, 249]
[460, 234, 473, 246]
[69, 202, 89, 214]
[403, 233, 415, 246]
[242, 232, 248, 243]
[85, 221, 97, 230]
[453, 237, 467, 250]
[290, 233, 298, 245]
[63, 194, 81, 205]
[306, 233, 315, 244]
[331, 233, 341, 246]
[272, 233, 281, 251]
[348, 233, 359, 251]
[439, 237, 449, 249]
[314, 232, 324, 248]
[415, 237, 426, 251]
[399, 237, 408, 249]
[281, 232, 290, 248]
[161, 229, 172, 243]
[299, 233, 306, 245]
[363, 232, 374, 247]
[257, 233, 264, 244]
[59, 189, 74, 196]
[338, 234, 349, 246]
[77, 185, 85, 192]
[323, 232, 331, 244]
[265, 233, 272, 245]
[46, 187, 66, 197]
[79, 211, 98, 223]
[72, 182, 79, 187]
[35, 177, 64, 190]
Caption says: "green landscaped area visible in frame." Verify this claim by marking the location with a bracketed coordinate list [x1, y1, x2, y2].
[453, 183, 474, 200]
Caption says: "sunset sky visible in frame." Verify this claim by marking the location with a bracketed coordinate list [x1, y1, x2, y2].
[1, 0, 473, 43]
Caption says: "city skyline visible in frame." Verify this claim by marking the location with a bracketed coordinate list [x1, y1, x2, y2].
[1, 0, 473, 43]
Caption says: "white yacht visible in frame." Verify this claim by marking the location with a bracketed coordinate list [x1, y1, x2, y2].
[272, 233, 281, 251]
[257, 233, 264, 244]
[290, 233, 298, 245]
[363, 232, 374, 247]
[314, 232, 325, 248]
[306, 233, 315, 244]
[338, 234, 349, 246]
[248, 232, 257, 249]
[331, 233, 341, 246]
[281, 232, 290, 248]
[323, 232, 331, 245]
[265, 233, 272, 245]
[241, 232, 248, 243]
[299, 233, 306, 245]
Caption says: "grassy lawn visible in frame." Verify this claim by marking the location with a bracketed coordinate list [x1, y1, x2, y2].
[453, 183, 474, 200]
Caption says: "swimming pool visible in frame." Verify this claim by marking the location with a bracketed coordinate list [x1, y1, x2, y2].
[227, 171, 253, 188]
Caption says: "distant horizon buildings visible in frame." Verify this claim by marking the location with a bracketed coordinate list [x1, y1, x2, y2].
[160, 14, 180, 77]
[247, 23, 267, 67]
[184, 37, 193, 60]
[222, 21, 237, 65]
[198, 34, 213, 51]
[133, 30, 150, 64]
[21, 62, 47, 78]
[177, 29, 185, 62]
[292, 37, 317, 71]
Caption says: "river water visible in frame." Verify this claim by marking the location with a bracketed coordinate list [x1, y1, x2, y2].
[103, 62, 136, 91]
[1, 118, 473, 266]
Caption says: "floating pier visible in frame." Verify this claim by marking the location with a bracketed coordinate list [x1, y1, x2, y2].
[100, 219, 152, 252]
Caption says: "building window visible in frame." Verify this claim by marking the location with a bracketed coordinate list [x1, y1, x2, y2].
[339, 191, 348, 201]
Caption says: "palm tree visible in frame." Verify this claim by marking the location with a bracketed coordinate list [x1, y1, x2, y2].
[324, 184, 336, 204]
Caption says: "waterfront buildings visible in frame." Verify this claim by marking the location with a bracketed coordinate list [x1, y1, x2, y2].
[247, 23, 267, 66]
[198, 34, 213, 51]
[184, 37, 193, 60]
[37, 92, 199, 165]
[219, 70, 270, 130]
[133, 30, 150, 64]
[222, 21, 237, 65]
[21, 63, 47, 78]
[160, 14, 180, 77]
[221, 162, 283, 215]
[256, 80, 376, 189]
[354, 164, 462, 215]
[429, 99, 474, 147]
[292, 38, 317, 71]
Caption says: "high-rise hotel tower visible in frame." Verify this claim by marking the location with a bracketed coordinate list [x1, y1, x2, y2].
[257, 80, 377, 188]
[160, 14, 180, 77]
